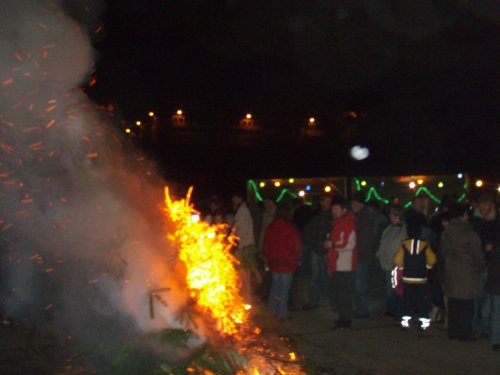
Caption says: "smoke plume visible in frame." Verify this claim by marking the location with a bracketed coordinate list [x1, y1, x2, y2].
[0, 0, 193, 366]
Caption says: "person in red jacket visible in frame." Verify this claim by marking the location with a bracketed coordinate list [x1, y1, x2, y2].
[324, 196, 357, 329]
[263, 203, 301, 320]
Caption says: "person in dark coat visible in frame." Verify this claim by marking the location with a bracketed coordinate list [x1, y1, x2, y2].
[350, 192, 377, 318]
[485, 220, 500, 350]
[471, 192, 500, 338]
[441, 205, 485, 341]
[301, 193, 333, 311]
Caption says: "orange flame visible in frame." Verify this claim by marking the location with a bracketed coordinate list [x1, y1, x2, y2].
[163, 186, 248, 336]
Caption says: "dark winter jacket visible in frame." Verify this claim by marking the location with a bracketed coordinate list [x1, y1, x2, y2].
[441, 219, 485, 299]
[394, 239, 436, 284]
[354, 206, 376, 265]
[301, 210, 333, 255]
[484, 220, 500, 295]
[472, 210, 500, 254]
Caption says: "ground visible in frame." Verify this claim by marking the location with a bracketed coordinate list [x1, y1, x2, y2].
[281, 305, 499, 375]
[1, 274, 499, 374]
[275, 274, 500, 375]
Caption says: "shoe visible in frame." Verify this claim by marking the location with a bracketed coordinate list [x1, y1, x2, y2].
[302, 303, 319, 311]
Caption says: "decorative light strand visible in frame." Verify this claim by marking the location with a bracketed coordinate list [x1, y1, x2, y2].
[248, 178, 468, 208]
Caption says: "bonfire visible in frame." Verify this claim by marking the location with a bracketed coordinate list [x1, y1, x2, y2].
[151, 186, 306, 374]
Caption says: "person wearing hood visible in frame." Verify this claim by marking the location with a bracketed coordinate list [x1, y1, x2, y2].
[263, 203, 301, 321]
[394, 219, 437, 331]
[324, 196, 357, 329]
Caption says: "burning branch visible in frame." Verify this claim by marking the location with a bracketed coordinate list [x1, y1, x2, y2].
[163, 186, 249, 337]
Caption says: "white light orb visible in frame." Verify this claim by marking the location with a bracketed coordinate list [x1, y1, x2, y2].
[350, 145, 370, 160]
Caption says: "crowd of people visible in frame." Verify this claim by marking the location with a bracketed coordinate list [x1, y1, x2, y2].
[200, 190, 500, 351]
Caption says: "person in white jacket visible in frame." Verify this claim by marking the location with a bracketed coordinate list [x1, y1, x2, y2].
[231, 191, 258, 298]
[377, 205, 407, 317]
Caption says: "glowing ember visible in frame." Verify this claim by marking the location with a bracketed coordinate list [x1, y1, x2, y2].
[163, 186, 248, 336]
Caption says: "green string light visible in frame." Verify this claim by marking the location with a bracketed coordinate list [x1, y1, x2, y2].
[276, 188, 298, 203]
[354, 178, 361, 192]
[248, 179, 314, 205]
[249, 177, 466, 208]
[247, 180, 264, 202]
[415, 187, 442, 204]
[365, 187, 390, 204]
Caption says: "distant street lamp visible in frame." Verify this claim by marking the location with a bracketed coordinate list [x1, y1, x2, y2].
[300, 116, 324, 137]
[148, 111, 158, 144]
[172, 109, 187, 128]
[240, 113, 255, 130]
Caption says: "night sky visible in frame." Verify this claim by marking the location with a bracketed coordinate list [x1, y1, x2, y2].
[86, 0, 499, 194]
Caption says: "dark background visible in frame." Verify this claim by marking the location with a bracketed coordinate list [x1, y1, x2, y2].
[84, 0, 499, 197]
